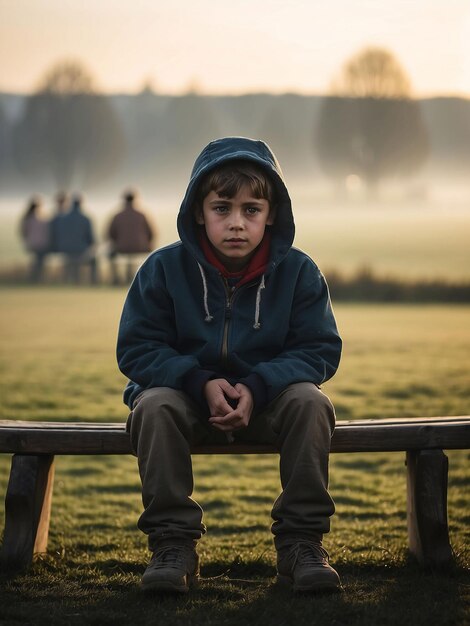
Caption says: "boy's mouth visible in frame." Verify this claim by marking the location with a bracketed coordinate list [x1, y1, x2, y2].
[226, 238, 246, 243]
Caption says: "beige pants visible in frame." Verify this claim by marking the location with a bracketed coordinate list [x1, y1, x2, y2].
[127, 382, 336, 551]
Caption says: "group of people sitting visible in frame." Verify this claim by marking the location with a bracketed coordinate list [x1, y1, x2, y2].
[19, 190, 157, 284]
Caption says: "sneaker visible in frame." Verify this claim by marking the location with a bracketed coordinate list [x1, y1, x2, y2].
[277, 540, 341, 593]
[141, 542, 199, 593]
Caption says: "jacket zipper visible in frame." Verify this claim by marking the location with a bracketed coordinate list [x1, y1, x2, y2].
[221, 278, 235, 367]
[220, 277, 260, 367]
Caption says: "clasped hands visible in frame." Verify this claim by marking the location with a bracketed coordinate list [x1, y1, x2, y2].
[204, 378, 253, 432]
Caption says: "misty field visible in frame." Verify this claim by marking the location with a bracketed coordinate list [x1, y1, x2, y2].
[2, 197, 470, 282]
[0, 287, 469, 625]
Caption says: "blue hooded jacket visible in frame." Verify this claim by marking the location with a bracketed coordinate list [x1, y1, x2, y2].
[117, 137, 341, 410]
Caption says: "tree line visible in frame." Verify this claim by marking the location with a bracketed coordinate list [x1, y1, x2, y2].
[1, 48, 470, 196]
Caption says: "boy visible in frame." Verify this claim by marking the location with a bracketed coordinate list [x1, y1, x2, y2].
[117, 137, 342, 593]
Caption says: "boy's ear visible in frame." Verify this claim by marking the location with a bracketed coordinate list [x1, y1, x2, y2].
[195, 208, 205, 225]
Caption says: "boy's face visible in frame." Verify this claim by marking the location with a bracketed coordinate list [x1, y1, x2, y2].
[196, 183, 274, 272]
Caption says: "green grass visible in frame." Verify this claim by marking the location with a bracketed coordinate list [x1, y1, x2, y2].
[0, 287, 469, 625]
[1, 288, 468, 421]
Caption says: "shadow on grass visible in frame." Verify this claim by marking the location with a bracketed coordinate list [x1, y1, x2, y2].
[2, 562, 469, 626]
[85, 558, 145, 576]
[338, 511, 399, 521]
[333, 494, 375, 507]
[449, 475, 470, 487]
[1, 559, 468, 626]
[333, 457, 385, 471]
[383, 384, 438, 399]
[209, 524, 267, 535]
[74, 542, 122, 552]
[329, 403, 355, 419]
[239, 494, 273, 505]
[202, 498, 231, 511]
[64, 466, 106, 477]
[88, 484, 139, 495]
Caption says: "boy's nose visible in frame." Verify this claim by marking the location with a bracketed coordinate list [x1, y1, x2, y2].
[229, 210, 244, 229]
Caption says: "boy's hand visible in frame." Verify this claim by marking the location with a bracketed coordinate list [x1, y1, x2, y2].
[209, 383, 254, 432]
[204, 378, 240, 419]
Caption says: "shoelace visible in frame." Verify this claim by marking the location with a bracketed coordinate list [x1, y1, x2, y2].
[150, 545, 191, 570]
[287, 542, 330, 569]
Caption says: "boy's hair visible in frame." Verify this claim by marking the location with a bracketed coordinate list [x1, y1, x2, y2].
[196, 160, 275, 207]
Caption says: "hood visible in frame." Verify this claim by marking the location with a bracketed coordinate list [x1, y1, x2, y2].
[177, 137, 295, 271]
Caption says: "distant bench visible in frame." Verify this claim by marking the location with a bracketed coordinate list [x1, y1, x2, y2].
[0, 416, 469, 573]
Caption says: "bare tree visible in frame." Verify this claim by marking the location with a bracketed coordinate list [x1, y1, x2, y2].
[13, 60, 125, 190]
[316, 47, 429, 195]
[38, 60, 95, 95]
[332, 47, 412, 98]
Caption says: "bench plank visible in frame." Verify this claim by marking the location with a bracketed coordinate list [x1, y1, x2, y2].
[0, 417, 469, 455]
[0, 416, 469, 573]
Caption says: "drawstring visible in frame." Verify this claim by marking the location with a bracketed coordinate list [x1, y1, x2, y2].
[253, 275, 265, 330]
[197, 262, 213, 322]
[197, 262, 265, 329]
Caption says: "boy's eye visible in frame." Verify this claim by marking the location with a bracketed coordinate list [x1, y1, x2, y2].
[245, 206, 261, 215]
[214, 206, 229, 214]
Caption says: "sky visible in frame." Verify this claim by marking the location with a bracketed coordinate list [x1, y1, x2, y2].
[1, 0, 470, 97]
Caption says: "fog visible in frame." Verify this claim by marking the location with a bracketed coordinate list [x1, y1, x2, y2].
[1, 90, 469, 282]
[3, 181, 469, 284]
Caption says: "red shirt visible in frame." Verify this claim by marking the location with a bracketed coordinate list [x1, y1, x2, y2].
[199, 229, 271, 286]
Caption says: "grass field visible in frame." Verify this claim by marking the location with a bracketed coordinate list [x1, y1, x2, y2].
[0, 287, 469, 625]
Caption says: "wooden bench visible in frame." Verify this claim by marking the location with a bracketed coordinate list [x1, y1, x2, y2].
[1, 416, 469, 573]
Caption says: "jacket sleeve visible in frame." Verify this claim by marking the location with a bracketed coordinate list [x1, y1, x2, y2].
[252, 263, 342, 403]
[117, 262, 200, 391]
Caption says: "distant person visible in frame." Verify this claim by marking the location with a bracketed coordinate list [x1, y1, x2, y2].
[19, 197, 50, 282]
[49, 191, 69, 253]
[107, 189, 156, 284]
[55, 194, 98, 284]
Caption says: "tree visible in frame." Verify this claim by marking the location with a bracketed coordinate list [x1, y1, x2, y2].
[316, 47, 429, 194]
[0, 102, 8, 173]
[331, 47, 412, 98]
[13, 60, 125, 190]
[258, 95, 316, 176]
[155, 91, 221, 181]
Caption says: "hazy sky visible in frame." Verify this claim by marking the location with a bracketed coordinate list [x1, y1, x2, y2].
[1, 0, 470, 96]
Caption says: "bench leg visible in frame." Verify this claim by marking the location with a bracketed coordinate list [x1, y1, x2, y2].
[0, 454, 55, 572]
[406, 449, 453, 568]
